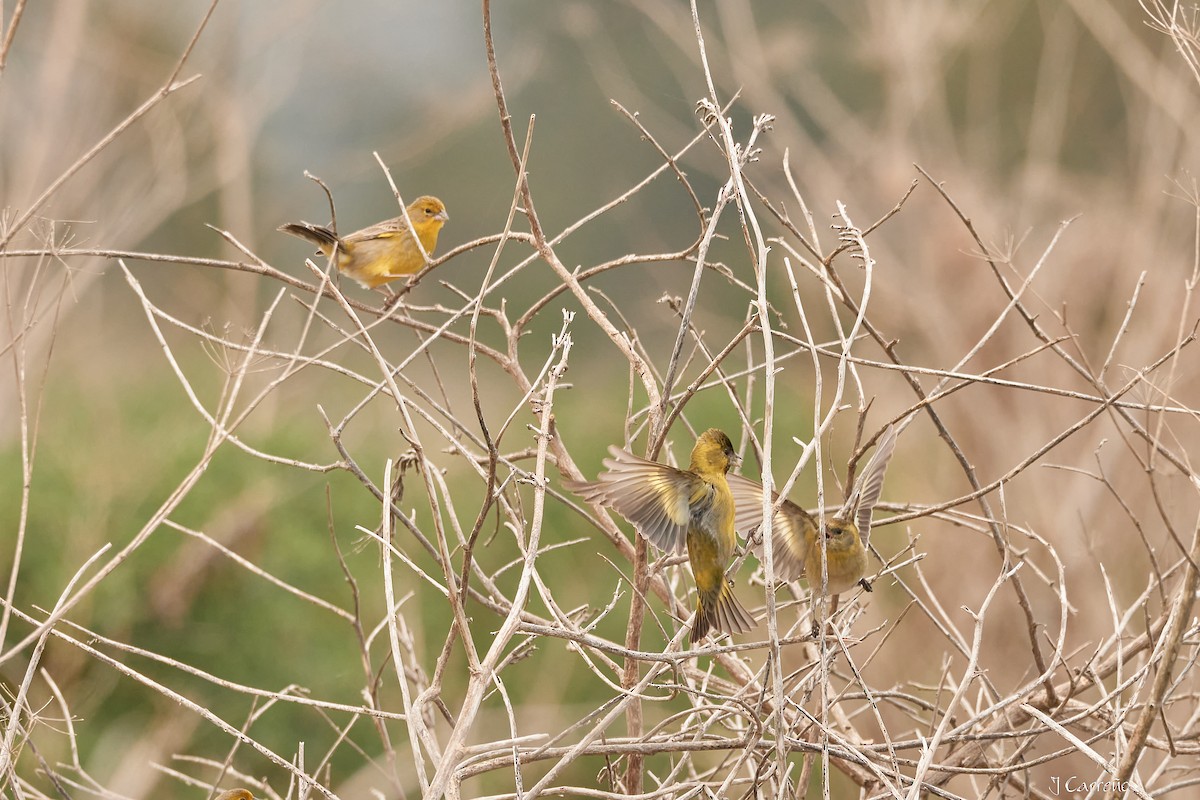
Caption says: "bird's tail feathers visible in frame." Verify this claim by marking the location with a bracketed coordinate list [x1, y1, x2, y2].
[691, 580, 755, 644]
[278, 222, 341, 254]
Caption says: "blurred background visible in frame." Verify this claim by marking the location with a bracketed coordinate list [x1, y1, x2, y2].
[3, 1, 1200, 798]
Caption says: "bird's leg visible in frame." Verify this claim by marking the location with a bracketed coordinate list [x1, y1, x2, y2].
[746, 527, 763, 551]
[808, 592, 841, 638]
[858, 578, 873, 592]
[808, 593, 844, 639]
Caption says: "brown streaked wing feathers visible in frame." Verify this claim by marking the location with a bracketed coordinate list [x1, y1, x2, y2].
[563, 446, 694, 554]
[726, 472, 812, 581]
[344, 216, 408, 244]
[727, 472, 780, 534]
[850, 424, 897, 547]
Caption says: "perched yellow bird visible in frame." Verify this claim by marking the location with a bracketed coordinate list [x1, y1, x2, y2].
[278, 196, 449, 289]
[213, 790, 255, 800]
[728, 425, 896, 600]
[564, 428, 756, 644]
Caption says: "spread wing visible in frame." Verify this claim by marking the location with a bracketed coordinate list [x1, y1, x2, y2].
[563, 446, 699, 554]
[726, 472, 813, 580]
[843, 424, 897, 547]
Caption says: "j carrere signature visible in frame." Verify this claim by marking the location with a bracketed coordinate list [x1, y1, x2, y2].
[1049, 776, 1131, 796]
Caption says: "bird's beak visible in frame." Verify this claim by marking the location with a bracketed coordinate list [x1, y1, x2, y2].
[437, 209, 450, 222]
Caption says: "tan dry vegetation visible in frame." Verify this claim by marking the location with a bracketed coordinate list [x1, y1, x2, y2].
[2, 1, 1200, 799]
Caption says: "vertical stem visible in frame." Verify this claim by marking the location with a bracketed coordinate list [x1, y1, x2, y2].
[621, 534, 648, 795]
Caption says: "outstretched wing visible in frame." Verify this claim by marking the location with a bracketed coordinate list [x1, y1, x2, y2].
[563, 446, 699, 554]
[844, 424, 897, 547]
[726, 472, 813, 580]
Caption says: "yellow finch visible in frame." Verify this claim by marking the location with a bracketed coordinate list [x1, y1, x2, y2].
[214, 791, 255, 800]
[564, 428, 756, 644]
[728, 425, 896, 597]
[279, 196, 449, 289]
